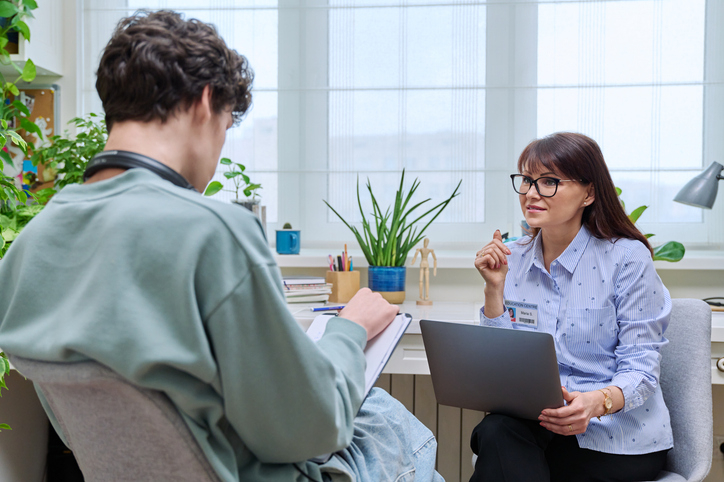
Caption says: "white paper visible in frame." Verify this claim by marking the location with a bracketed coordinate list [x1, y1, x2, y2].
[306, 313, 412, 395]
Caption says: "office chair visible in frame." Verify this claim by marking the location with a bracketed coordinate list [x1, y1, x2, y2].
[650, 298, 712, 481]
[471, 298, 713, 482]
[8, 355, 222, 482]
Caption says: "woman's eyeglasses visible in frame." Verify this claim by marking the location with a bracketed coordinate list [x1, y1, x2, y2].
[510, 174, 581, 198]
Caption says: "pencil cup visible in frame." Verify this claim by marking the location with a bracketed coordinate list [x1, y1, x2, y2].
[325, 271, 360, 303]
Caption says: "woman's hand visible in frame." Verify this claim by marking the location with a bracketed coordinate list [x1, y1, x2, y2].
[474, 229, 511, 288]
[538, 388, 605, 436]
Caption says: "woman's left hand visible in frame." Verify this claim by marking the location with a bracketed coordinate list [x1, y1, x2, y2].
[538, 387, 603, 436]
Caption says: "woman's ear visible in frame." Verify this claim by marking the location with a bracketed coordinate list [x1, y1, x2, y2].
[584, 185, 595, 206]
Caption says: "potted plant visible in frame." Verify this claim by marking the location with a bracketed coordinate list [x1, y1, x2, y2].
[0, 0, 41, 433]
[617, 187, 685, 262]
[204, 157, 266, 235]
[0, 352, 9, 432]
[325, 170, 461, 303]
[30, 113, 108, 194]
[0, 113, 107, 258]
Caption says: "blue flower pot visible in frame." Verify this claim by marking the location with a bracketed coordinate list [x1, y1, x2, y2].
[368, 266, 406, 304]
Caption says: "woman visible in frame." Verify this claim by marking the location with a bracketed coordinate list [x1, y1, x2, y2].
[471, 132, 672, 482]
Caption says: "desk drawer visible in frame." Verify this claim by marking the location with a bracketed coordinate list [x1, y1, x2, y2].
[383, 334, 429, 375]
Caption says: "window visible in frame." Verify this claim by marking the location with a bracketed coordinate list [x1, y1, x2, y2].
[536, 0, 722, 246]
[80, 0, 724, 248]
[81, 0, 280, 221]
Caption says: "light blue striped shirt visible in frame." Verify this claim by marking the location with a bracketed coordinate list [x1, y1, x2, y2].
[480, 225, 673, 455]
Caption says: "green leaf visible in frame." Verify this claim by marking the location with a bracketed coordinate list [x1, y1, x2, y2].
[0, 37, 7, 49]
[242, 183, 261, 198]
[15, 20, 29, 41]
[223, 171, 241, 179]
[21, 58, 35, 82]
[19, 117, 41, 137]
[5, 82, 18, 96]
[0, 3, 18, 17]
[6, 129, 27, 151]
[0, 423, 11, 431]
[12, 99, 30, 116]
[1, 118, 7, 129]
[653, 241, 685, 262]
[628, 205, 648, 224]
[23, 0, 38, 9]
[204, 181, 223, 196]
[0, 147, 12, 167]
[219, 157, 232, 165]
[615, 187, 622, 196]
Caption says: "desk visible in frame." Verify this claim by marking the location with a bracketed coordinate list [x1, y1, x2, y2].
[293, 301, 482, 375]
[296, 303, 724, 384]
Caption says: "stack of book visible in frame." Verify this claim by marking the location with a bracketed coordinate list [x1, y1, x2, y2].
[283, 277, 333, 303]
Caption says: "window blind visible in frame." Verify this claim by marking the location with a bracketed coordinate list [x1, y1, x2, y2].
[80, 0, 724, 248]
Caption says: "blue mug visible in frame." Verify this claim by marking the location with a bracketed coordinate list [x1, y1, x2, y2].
[276, 230, 300, 255]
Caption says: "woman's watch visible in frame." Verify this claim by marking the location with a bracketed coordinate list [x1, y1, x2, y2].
[597, 389, 613, 421]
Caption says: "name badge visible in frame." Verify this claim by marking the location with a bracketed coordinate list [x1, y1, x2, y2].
[504, 299, 538, 328]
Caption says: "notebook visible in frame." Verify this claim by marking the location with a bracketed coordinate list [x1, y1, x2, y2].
[420, 319, 564, 420]
[307, 312, 412, 396]
[306, 312, 412, 463]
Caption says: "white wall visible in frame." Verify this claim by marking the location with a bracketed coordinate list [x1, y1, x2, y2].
[18, 0, 79, 137]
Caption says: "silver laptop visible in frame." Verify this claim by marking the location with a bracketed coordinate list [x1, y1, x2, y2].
[420, 319, 564, 420]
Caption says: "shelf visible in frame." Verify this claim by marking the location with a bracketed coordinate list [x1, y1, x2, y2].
[275, 249, 724, 271]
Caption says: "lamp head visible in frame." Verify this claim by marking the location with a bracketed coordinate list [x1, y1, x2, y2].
[673, 161, 724, 209]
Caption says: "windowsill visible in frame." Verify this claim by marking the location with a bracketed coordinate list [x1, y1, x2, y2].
[274, 249, 724, 270]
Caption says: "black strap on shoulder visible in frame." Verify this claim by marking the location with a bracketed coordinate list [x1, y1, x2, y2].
[83, 150, 198, 192]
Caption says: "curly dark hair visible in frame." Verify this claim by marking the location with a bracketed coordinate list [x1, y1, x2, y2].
[96, 10, 254, 131]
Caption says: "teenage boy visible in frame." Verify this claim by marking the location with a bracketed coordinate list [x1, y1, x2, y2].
[0, 10, 441, 482]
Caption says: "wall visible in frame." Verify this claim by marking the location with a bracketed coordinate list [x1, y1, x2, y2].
[18, 0, 79, 137]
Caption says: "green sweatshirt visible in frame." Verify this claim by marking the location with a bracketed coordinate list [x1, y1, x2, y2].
[0, 169, 368, 481]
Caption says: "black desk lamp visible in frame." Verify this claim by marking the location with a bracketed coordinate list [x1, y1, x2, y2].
[673, 162, 724, 209]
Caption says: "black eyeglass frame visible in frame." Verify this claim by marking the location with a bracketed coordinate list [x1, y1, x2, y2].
[509, 174, 582, 198]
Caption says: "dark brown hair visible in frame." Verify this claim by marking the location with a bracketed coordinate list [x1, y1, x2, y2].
[96, 10, 254, 131]
[517, 132, 653, 257]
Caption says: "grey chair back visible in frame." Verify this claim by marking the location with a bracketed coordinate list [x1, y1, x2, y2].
[652, 298, 713, 482]
[8, 355, 223, 482]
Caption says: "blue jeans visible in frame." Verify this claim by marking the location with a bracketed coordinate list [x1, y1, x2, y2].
[319, 388, 444, 482]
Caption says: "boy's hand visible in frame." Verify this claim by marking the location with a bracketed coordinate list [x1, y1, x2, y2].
[339, 288, 399, 340]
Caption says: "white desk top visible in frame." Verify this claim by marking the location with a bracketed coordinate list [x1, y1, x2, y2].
[290, 301, 482, 334]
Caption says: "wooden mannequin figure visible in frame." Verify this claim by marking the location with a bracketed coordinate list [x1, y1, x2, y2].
[411, 238, 437, 306]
